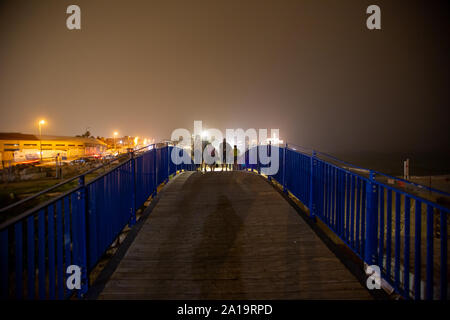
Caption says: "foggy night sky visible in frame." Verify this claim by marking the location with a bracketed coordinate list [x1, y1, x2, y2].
[0, 0, 448, 153]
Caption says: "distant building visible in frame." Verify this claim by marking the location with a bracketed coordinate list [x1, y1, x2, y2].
[0, 132, 107, 165]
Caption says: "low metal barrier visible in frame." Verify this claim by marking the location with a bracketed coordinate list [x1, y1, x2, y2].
[0, 145, 190, 299]
[241, 144, 449, 300]
[1, 142, 447, 300]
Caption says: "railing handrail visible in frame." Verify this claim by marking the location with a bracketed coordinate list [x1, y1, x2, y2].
[0, 143, 158, 214]
[284, 146, 450, 212]
[0, 186, 83, 231]
[242, 143, 449, 300]
[284, 143, 450, 198]
[1, 141, 447, 300]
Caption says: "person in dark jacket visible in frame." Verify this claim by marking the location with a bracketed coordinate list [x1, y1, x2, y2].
[220, 138, 232, 171]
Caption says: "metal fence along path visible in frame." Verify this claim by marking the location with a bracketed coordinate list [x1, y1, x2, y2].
[0, 143, 448, 300]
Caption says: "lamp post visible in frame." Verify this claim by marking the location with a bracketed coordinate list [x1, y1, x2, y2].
[38, 120, 45, 161]
[113, 131, 118, 151]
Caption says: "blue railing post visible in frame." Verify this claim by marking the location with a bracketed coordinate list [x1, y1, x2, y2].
[166, 145, 170, 182]
[309, 150, 316, 219]
[257, 146, 261, 175]
[77, 175, 88, 298]
[174, 146, 177, 176]
[267, 143, 272, 182]
[282, 143, 287, 192]
[154, 147, 157, 196]
[129, 152, 136, 226]
[364, 171, 378, 265]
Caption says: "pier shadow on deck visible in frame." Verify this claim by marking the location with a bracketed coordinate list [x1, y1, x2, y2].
[97, 171, 372, 299]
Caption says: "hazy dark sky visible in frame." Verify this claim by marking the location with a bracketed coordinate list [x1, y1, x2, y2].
[0, 0, 448, 153]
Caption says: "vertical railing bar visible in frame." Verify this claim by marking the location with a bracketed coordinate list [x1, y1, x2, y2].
[414, 200, 421, 300]
[341, 171, 346, 237]
[326, 164, 330, 223]
[440, 210, 447, 300]
[336, 169, 342, 237]
[331, 167, 336, 230]
[356, 178, 361, 253]
[364, 171, 377, 265]
[345, 173, 350, 242]
[404, 197, 411, 297]
[38, 209, 46, 300]
[77, 175, 88, 298]
[56, 201, 64, 299]
[386, 190, 392, 280]
[361, 180, 367, 259]
[26, 216, 35, 300]
[426, 204, 433, 300]
[48, 204, 55, 300]
[130, 152, 137, 226]
[0, 229, 9, 299]
[394, 193, 401, 291]
[350, 175, 355, 248]
[378, 186, 385, 271]
[309, 151, 315, 218]
[63, 196, 71, 298]
[14, 222, 23, 299]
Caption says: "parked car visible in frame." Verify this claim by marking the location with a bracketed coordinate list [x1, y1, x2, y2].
[70, 156, 98, 165]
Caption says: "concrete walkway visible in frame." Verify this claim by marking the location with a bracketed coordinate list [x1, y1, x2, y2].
[98, 171, 372, 299]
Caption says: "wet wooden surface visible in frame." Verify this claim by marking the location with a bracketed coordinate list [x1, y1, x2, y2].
[99, 171, 372, 299]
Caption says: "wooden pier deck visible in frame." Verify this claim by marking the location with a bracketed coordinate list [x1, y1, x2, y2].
[98, 171, 372, 299]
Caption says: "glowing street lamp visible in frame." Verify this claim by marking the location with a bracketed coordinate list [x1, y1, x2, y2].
[38, 119, 46, 161]
[113, 131, 118, 150]
[38, 120, 45, 137]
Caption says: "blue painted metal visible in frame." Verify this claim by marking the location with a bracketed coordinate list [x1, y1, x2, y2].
[360, 180, 366, 259]
[76, 175, 88, 298]
[48, 205, 55, 299]
[331, 167, 336, 231]
[309, 151, 316, 219]
[0, 229, 8, 299]
[26, 216, 35, 300]
[1, 143, 448, 300]
[56, 201, 64, 300]
[414, 200, 421, 300]
[426, 205, 433, 300]
[440, 210, 447, 300]
[378, 186, 385, 270]
[364, 171, 378, 265]
[386, 190, 392, 280]
[282, 143, 287, 192]
[345, 173, 350, 242]
[355, 178, 361, 252]
[38, 209, 46, 300]
[394, 193, 401, 291]
[63, 196, 71, 296]
[350, 175, 355, 247]
[241, 144, 449, 300]
[130, 152, 137, 226]
[14, 222, 23, 299]
[87, 182, 97, 271]
[404, 197, 411, 296]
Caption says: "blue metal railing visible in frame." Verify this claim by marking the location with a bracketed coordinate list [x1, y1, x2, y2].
[0, 144, 191, 299]
[240, 144, 449, 300]
[1, 142, 448, 300]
